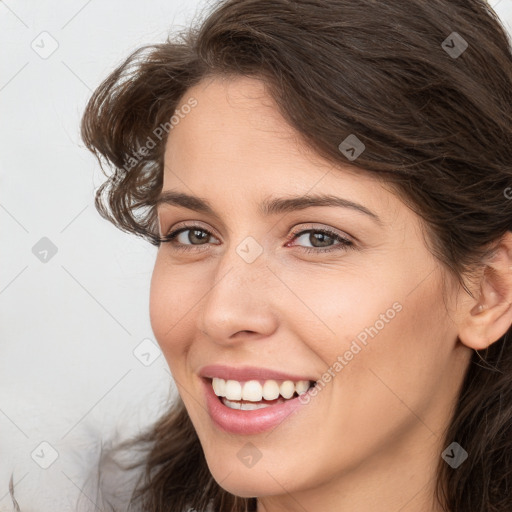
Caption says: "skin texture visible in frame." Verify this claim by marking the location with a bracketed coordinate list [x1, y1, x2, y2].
[149, 75, 512, 512]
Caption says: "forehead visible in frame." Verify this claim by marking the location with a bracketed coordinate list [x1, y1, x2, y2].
[162, 75, 394, 219]
[166, 75, 308, 171]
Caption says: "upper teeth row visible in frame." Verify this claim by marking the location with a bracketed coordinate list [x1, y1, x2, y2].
[212, 378, 310, 402]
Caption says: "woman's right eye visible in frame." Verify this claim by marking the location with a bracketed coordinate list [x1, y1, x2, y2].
[159, 226, 219, 251]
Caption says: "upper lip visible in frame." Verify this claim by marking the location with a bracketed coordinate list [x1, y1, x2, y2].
[199, 364, 316, 382]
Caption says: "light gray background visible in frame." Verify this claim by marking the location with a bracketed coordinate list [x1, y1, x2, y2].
[1, 1, 511, 510]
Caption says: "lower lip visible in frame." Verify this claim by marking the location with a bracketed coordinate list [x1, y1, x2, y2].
[202, 378, 310, 435]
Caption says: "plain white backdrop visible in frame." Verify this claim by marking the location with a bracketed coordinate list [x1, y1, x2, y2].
[1, 0, 511, 510]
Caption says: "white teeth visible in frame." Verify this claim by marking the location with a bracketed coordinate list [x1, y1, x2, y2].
[295, 380, 309, 395]
[225, 380, 242, 400]
[242, 380, 263, 401]
[212, 377, 226, 396]
[211, 377, 311, 402]
[223, 398, 272, 410]
[262, 380, 280, 400]
[280, 380, 295, 399]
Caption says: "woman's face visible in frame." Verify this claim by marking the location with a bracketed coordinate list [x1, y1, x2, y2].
[150, 75, 472, 503]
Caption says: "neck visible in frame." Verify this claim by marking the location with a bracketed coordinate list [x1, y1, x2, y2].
[256, 425, 448, 512]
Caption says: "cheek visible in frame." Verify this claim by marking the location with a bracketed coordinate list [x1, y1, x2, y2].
[330, 275, 455, 426]
[281, 263, 405, 352]
[297, 262, 453, 406]
[149, 256, 196, 359]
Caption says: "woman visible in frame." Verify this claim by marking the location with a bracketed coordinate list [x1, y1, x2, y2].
[76, 0, 512, 510]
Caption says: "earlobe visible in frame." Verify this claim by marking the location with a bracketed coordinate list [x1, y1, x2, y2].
[458, 232, 512, 351]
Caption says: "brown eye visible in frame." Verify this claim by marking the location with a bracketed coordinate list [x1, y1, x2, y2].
[159, 225, 219, 250]
[177, 228, 210, 245]
[289, 228, 354, 254]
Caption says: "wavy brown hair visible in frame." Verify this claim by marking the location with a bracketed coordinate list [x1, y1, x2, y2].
[13, 0, 512, 510]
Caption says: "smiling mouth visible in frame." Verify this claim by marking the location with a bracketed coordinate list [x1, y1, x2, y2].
[208, 377, 317, 410]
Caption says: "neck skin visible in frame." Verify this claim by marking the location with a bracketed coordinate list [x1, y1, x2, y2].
[256, 425, 447, 512]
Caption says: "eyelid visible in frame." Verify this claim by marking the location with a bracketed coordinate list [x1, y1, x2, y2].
[288, 223, 353, 241]
[160, 220, 220, 239]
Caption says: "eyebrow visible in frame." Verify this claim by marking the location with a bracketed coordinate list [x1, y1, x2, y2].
[155, 190, 382, 225]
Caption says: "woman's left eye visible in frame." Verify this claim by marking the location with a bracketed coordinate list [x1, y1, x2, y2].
[159, 225, 354, 254]
[288, 228, 354, 253]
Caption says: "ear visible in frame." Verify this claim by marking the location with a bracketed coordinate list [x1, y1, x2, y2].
[458, 231, 512, 350]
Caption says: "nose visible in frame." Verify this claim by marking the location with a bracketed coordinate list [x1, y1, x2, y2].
[198, 243, 279, 344]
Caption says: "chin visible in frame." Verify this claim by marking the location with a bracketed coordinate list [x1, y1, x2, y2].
[208, 466, 284, 498]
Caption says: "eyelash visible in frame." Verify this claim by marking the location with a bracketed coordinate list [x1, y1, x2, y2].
[158, 223, 354, 254]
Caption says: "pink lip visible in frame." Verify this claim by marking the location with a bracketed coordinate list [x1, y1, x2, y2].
[201, 377, 313, 435]
[198, 365, 317, 435]
[199, 364, 316, 382]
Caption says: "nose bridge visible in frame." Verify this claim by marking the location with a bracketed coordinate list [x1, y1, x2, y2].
[199, 237, 277, 340]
